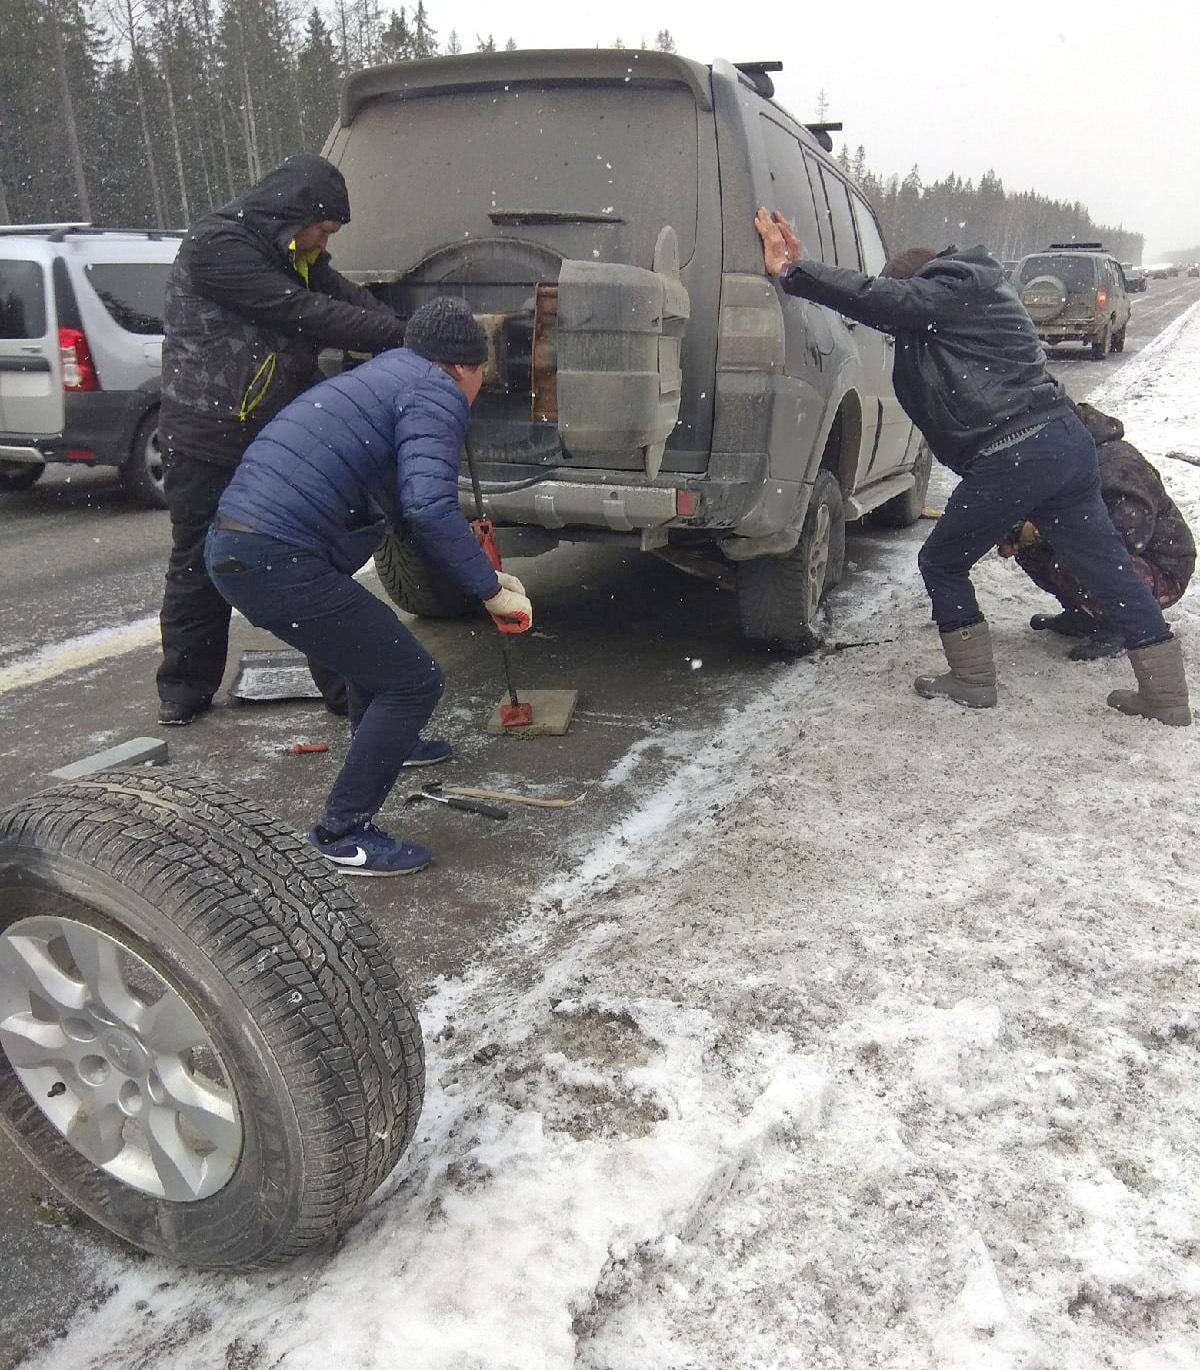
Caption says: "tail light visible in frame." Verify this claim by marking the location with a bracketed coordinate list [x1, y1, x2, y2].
[1096, 287, 1108, 308]
[58, 326, 99, 391]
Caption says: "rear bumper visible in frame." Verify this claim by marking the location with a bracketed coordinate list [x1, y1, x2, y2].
[2, 391, 153, 467]
[1037, 322, 1104, 343]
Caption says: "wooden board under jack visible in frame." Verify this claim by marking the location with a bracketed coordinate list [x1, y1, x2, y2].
[485, 689, 578, 737]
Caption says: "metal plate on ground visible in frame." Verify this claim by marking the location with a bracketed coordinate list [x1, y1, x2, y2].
[228, 649, 322, 703]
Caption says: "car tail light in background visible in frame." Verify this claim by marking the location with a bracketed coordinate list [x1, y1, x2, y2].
[1096, 287, 1108, 308]
[58, 327, 99, 390]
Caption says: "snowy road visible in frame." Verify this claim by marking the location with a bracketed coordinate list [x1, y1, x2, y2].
[6, 296, 1200, 1369]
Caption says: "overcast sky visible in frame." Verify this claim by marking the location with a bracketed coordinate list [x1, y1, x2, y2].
[422, 0, 1199, 260]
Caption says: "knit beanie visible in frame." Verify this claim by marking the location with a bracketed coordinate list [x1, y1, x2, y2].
[403, 296, 488, 365]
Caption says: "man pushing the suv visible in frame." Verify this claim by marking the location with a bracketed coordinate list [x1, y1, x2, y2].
[754, 208, 1191, 727]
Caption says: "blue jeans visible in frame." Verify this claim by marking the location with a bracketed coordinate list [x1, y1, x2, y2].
[205, 528, 444, 831]
[918, 414, 1171, 649]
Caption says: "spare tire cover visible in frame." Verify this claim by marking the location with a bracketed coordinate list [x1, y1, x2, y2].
[1021, 275, 1068, 323]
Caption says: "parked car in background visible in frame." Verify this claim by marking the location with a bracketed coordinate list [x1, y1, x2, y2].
[321, 49, 930, 652]
[1188, 265, 1200, 278]
[1013, 243, 1132, 359]
[1122, 262, 1149, 292]
[0, 225, 181, 506]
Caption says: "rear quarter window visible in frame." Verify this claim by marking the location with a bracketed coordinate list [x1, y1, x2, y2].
[0, 259, 47, 338]
[84, 261, 172, 334]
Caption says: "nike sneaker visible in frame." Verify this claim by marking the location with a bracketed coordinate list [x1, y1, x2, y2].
[307, 821, 430, 876]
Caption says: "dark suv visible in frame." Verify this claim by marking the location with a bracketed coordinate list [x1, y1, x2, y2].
[321, 50, 930, 651]
[0, 225, 181, 506]
[1013, 243, 1132, 359]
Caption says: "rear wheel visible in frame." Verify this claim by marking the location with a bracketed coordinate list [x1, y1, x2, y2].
[374, 527, 478, 618]
[120, 409, 166, 509]
[0, 770, 424, 1270]
[1090, 324, 1111, 360]
[869, 442, 933, 529]
[736, 470, 845, 653]
[0, 459, 44, 492]
[1110, 325, 1126, 353]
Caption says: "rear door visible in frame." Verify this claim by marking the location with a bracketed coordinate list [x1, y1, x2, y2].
[0, 248, 61, 437]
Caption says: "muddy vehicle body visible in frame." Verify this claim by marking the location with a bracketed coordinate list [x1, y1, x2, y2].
[1014, 243, 1132, 360]
[324, 49, 929, 649]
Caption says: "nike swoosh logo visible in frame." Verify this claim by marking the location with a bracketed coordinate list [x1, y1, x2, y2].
[326, 846, 368, 867]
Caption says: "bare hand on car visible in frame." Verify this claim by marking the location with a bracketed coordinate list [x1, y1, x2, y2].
[754, 208, 803, 277]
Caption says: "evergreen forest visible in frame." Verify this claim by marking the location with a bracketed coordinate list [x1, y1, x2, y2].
[0, 0, 1143, 263]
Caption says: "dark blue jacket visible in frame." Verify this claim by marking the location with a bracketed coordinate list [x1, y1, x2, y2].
[779, 245, 1070, 473]
[218, 346, 501, 600]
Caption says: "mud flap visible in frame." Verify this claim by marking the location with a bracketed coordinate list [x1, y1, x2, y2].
[555, 226, 689, 479]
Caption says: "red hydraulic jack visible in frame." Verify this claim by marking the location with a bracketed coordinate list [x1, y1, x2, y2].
[465, 436, 533, 729]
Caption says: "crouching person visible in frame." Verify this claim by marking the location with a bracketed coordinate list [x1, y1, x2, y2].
[1000, 402, 1195, 664]
[204, 296, 533, 874]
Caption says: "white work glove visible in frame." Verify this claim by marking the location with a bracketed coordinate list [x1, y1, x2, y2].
[484, 585, 533, 633]
[495, 570, 527, 595]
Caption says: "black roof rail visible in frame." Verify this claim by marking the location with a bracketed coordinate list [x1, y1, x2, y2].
[0, 223, 185, 243]
[0, 222, 91, 236]
[1045, 241, 1106, 251]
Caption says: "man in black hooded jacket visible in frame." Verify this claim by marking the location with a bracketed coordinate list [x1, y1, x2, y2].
[156, 153, 407, 725]
[753, 208, 1191, 727]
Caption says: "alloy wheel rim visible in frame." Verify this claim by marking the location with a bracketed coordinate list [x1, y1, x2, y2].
[0, 915, 242, 1199]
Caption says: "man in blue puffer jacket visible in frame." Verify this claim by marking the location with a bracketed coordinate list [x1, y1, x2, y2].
[205, 297, 533, 875]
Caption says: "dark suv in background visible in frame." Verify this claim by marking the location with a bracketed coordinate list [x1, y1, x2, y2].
[0, 225, 181, 506]
[322, 49, 930, 651]
[1014, 243, 1132, 359]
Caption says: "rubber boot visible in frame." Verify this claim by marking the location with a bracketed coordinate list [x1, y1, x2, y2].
[1106, 637, 1191, 726]
[914, 621, 998, 709]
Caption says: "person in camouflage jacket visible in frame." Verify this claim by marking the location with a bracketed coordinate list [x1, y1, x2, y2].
[156, 152, 407, 725]
[1000, 402, 1196, 659]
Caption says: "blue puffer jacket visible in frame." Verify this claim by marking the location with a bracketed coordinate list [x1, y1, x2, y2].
[217, 347, 501, 600]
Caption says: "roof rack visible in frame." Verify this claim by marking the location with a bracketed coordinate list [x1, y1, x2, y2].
[1045, 242, 1106, 251]
[734, 60, 782, 99]
[803, 120, 844, 153]
[0, 224, 185, 243]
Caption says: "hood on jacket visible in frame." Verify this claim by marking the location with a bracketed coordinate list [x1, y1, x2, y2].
[215, 153, 352, 250]
[1076, 401, 1125, 446]
[916, 244, 1006, 293]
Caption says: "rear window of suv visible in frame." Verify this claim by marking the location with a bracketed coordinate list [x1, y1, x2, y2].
[84, 261, 172, 334]
[0, 259, 47, 338]
[1017, 255, 1097, 292]
[334, 81, 700, 271]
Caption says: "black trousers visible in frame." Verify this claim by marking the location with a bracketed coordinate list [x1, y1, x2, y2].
[156, 451, 347, 712]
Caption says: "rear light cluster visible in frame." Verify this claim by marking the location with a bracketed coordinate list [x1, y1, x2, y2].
[1096, 287, 1108, 308]
[58, 326, 99, 391]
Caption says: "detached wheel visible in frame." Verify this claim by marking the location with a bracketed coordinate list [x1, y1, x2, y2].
[736, 470, 845, 653]
[869, 442, 933, 529]
[0, 771, 424, 1270]
[374, 527, 477, 618]
[121, 409, 167, 509]
[0, 459, 44, 492]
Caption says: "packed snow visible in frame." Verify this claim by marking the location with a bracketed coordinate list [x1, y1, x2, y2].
[21, 302, 1200, 1368]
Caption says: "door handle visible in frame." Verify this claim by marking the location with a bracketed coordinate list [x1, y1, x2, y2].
[18, 344, 40, 354]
